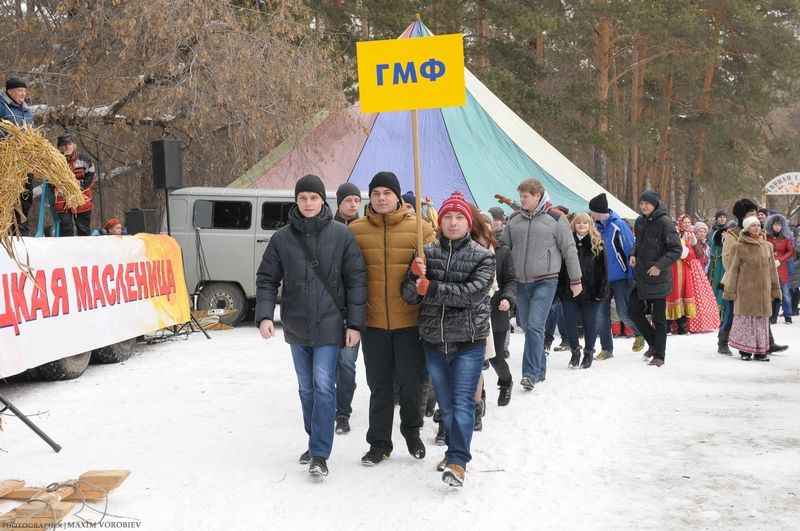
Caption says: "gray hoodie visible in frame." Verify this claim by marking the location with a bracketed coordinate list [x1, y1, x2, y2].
[500, 207, 582, 284]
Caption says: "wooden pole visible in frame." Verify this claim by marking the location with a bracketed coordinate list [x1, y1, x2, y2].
[412, 109, 424, 256]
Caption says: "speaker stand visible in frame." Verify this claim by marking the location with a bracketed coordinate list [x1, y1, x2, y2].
[164, 188, 171, 236]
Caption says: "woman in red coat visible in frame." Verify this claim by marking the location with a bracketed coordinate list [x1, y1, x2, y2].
[765, 214, 795, 324]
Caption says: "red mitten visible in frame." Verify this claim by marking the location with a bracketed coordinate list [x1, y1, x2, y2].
[416, 277, 430, 296]
[411, 256, 426, 277]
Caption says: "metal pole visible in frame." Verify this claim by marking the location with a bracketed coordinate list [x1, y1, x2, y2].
[0, 394, 62, 453]
[411, 109, 423, 256]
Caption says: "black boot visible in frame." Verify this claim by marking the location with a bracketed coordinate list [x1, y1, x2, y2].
[498, 381, 512, 407]
[677, 316, 688, 335]
[740, 351, 752, 360]
[568, 347, 581, 369]
[581, 347, 594, 369]
[473, 404, 482, 431]
[717, 330, 733, 356]
[768, 328, 788, 352]
[433, 409, 446, 446]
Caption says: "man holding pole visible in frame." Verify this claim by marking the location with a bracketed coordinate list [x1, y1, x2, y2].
[349, 171, 435, 466]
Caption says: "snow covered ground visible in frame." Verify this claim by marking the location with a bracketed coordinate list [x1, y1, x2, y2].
[2, 323, 799, 530]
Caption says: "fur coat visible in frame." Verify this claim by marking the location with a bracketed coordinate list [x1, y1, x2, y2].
[722, 232, 781, 317]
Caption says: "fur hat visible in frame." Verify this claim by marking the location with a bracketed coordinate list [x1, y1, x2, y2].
[732, 198, 758, 224]
[742, 216, 760, 233]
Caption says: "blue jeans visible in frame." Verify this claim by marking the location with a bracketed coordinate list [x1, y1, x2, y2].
[561, 299, 601, 351]
[425, 344, 485, 469]
[598, 279, 640, 351]
[720, 299, 733, 332]
[336, 342, 360, 419]
[780, 282, 793, 319]
[516, 278, 558, 381]
[290, 344, 338, 459]
[544, 299, 566, 345]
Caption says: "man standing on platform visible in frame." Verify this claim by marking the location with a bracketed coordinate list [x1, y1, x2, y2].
[55, 134, 96, 236]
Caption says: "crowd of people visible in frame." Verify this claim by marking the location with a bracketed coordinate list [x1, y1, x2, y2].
[253, 170, 794, 488]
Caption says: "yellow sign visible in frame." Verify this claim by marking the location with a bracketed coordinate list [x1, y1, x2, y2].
[357, 34, 466, 113]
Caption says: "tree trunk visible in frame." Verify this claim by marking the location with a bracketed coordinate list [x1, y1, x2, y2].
[592, 12, 613, 188]
[656, 68, 673, 200]
[687, 15, 721, 217]
[626, 39, 646, 205]
[536, 29, 545, 65]
[475, 0, 490, 70]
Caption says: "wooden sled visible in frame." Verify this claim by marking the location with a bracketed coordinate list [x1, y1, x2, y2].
[0, 470, 130, 529]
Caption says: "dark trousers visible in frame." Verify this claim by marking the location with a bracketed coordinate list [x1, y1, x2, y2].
[489, 331, 512, 387]
[362, 326, 426, 453]
[13, 175, 34, 236]
[562, 299, 602, 351]
[627, 289, 667, 360]
[58, 211, 92, 236]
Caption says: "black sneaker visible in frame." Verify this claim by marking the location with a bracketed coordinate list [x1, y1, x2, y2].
[520, 376, 535, 391]
[299, 450, 310, 465]
[553, 340, 570, 351]
[335, 417, 351, 434]
[406, 435, 426, 459]
[309, 456, 328, 477]
[361, 448, 390, 466]
[497, 383, 512, 406]
[473, 404, 482, 432]
[544, 341, 552, 356]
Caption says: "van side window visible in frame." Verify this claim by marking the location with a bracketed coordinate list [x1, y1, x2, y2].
[261, 202, 295, 230]
[209, 201, 252, 229]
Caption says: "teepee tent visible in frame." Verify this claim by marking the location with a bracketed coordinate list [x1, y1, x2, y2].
[230, 21, 637, 219]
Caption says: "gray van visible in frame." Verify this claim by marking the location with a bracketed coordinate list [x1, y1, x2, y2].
[167, 187, 366, 324]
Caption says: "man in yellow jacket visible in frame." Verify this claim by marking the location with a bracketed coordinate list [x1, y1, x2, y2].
[350, 171, 436, 466]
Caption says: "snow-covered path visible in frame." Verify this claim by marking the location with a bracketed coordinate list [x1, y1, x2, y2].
[2, 324, 799, 530]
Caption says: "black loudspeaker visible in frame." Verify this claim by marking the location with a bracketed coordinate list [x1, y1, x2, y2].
[125, 209, 160, 234]
[152, 139, 183, 190]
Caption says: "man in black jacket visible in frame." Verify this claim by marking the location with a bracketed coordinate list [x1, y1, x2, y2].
[256, 174, 367, 478]
[627, 190, 682, 367]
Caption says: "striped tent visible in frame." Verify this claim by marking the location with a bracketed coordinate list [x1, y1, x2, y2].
[230, 20, 636, 218]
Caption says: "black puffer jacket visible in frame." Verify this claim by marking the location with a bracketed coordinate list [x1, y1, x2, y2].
[401, 234, 495, 353]
[255, 204, 367, 346]
[630, 202, 682, 299]
[557, 233, 609, 302]
[491, 243, 516, 333]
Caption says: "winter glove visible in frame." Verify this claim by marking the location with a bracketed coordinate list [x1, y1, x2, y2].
[416, 277, 430, 296]
[411, 256, 426, 277]
[775, 259, 781, 268]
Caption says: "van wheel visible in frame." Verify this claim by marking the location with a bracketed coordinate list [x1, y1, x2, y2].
[91, 338, 137, 364]
[196, 282, 247, 325]
[37, 352, 92, 381]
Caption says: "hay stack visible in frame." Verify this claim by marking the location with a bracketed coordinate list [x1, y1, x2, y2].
[0, 120, 85, 264]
